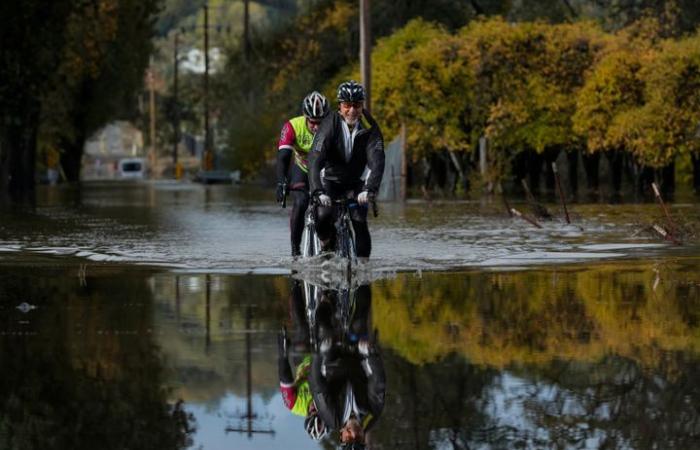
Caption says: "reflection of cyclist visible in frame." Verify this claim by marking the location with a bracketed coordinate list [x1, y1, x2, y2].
[288, 280, 311, 352]
[308, 285, 386, 449]
[277, 91, 330, 257]
[309, 81, 385, 258]
[278, 325, 328, 441]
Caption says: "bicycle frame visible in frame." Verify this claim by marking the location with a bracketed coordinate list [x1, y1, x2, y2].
[301, 204, 322, 258]
[301, 279, 358, 353]
[332, 199, 358, 265]
[301, 197, 359, 265]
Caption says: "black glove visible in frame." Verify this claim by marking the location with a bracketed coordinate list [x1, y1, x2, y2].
[277, 326, 290, 358]
[276, 182, 287, 204]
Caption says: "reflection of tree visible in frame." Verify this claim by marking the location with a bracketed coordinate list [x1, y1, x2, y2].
[373, 260, 700, 373]
[369, 259, 700, 449]
[0, 269, 195, 449]
[151, 274, 289, 403]
[371, 351, 500, 450]
[509, 355, 700, 449]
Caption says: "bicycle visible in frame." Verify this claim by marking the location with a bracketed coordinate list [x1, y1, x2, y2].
[301, 200, 322, 258]
[300, 279, 364, 355]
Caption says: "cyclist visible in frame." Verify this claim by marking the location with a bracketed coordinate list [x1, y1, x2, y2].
[277, 91, 330, 257]
[309, 81, 385, 258]
[308, 285, 386, 449]
[278, 321, 328, 441]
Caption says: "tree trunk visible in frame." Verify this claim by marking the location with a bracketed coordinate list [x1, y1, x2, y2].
[0, 105, 39, 203]
[582, 152, 600, 198]
[606, 149, 623, 199]
[567, 149, 579, 197]
[527, 149, 543, 196]
[692, 153, 700, 194]
[543, 147, 560, 195]
[59, 132, 85, 183]
[511, 151, 529, 194]
[659, 160, 675, 197]
[634, 163, 654, 197]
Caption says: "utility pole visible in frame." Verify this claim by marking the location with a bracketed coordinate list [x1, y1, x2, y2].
[359, 0, 371, 111]
[225, 305, 275, 438]
[148, 60, 157, 177]
[203, 2, 211, 171]
[173, 32, 181, 179]
[205, 273, 211, 353]
[243, 0, 251, 62]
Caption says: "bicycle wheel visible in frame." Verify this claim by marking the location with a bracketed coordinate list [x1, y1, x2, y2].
[302, 210, 319, 258]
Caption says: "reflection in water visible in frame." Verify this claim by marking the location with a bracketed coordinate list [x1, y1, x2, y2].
[0, 258, 698, 449]
[0, 267, 196, 450]
[370, 258, 700, 449]
[278, 279, 387, 448]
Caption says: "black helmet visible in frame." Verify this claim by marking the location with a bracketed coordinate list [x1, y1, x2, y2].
[302, 91, 329, 120]
[337, 80, 365, 103]
[304, 413, 328, 440]
[340, 443, 366, 450]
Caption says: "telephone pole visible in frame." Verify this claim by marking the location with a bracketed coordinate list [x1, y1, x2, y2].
[225, 306, 275, 438]
[360, 0, 371, 111]
[173, 32, 181, 178]
[243, 0, 251, 62]
[148, 60, 157, 177]
[203, 2, 212, 171]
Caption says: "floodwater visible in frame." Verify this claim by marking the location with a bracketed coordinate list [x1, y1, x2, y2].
[1, 182, 699, 449]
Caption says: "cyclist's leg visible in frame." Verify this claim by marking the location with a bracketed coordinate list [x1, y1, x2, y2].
[315, 181, 340, 252]
[350, 202, 371, 258]
[349, 284, 371, 341]
[289, 280, 310, 352]
[288, 164, 309, 256]
[315, 290, 335, 352]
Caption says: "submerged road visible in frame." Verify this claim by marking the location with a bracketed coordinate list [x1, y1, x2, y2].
[0, 181, 697, 272]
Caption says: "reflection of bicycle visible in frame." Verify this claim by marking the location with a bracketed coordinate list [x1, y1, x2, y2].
[303, 280, 376, 354]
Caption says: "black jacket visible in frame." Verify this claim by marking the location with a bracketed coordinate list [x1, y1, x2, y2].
[309, 352, 386, 432]
[309, 110, 385, 195]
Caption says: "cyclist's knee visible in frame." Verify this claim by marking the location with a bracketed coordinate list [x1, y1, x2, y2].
[355, 225, 371, 257]
[350, 205, 368, 222]
[292, 191, 309, 208]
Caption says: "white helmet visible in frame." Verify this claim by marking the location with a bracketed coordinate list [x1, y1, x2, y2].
[304, 413, 328, 440]
[302, 91, 329, 120]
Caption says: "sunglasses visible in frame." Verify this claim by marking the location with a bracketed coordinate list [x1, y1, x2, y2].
[340, 101, 363, 109]
[307, 118, 322, 126]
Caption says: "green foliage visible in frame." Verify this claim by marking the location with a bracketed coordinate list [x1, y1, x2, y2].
[574, 17, 700, 167]
[372, 19, 473, 160]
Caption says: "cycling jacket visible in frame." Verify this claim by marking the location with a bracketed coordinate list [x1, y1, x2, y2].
[278, 116, 316, 173]
[309, 110, 385, 195]
[280, 355, 314, 416]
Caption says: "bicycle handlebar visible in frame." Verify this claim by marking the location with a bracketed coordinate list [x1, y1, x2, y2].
[323, 196, 379, 217]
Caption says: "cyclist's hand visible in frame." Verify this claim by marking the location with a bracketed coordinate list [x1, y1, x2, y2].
[275, 182, 287, 204]
[358, 339, 371, 356]
[357, 190, 370, 205]
[318, 194, 331, 207]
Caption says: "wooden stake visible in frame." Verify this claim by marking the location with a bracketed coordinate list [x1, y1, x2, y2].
[521, 178, 551, 219]
[652, 223, 681, 245]
[651, 182, 679, 237]
[502, 194, 513, 217]
[552, 162, 570, 224]
[511, 207, 542, 229]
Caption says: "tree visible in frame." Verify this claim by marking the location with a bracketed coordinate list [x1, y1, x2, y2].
[0, 0, 74, 201]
